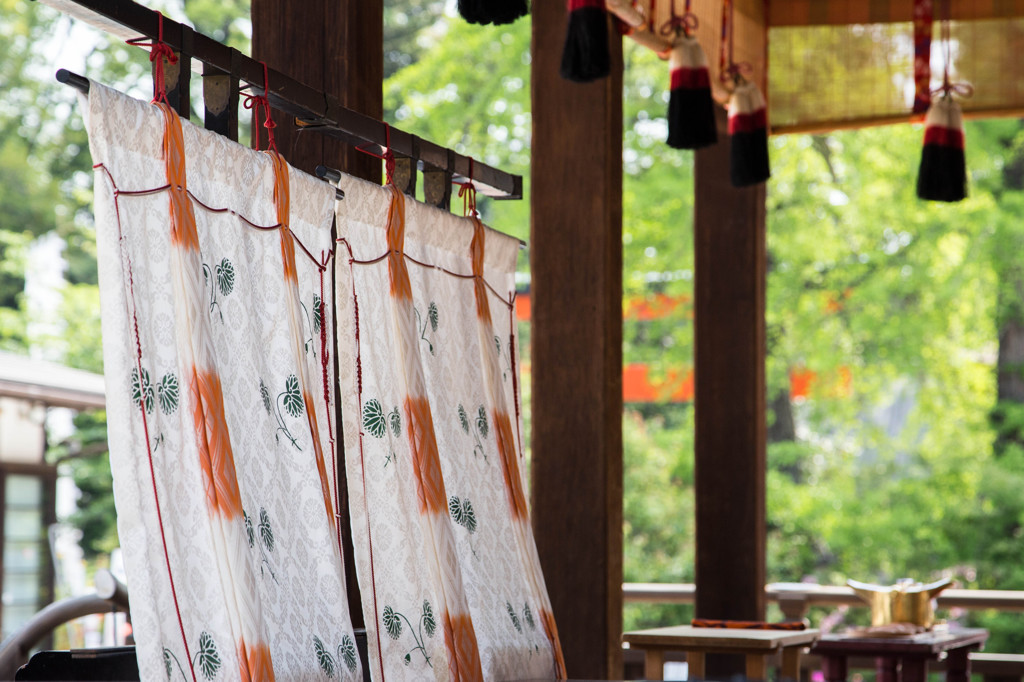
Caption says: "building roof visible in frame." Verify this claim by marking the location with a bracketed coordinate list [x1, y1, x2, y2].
[0, 351, 106, 410]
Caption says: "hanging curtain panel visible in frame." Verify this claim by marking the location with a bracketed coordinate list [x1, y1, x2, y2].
[85, 81, 360, 682]
[335, 178, 565, 682]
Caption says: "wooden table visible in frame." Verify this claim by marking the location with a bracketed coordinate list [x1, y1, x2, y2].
[811, 627, 988, 682]
[622, 625, 821, 681]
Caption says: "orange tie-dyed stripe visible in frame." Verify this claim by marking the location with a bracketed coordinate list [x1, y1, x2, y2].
[191, 368, 244, 519]
[469, 214, 567, 678]
[159, 105, 200, 252]
[493, 410, 529, 520]
[268, 152, 337, 534]
[469, 218, 491, 320]
[303, 390, 336, 522]
[238, 639, 276, 682]
[161, 106, 243, 522]
[386, 187, 413, 301]
[404, 395, 448, 514]
[269, 153, 298, 283]
[541, 609, 568, 679]
[444, 610, 484, 682]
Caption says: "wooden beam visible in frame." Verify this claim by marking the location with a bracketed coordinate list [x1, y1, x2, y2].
[251, 0, 383, 627]
[693, 107, 767, 678]
[531, 4, 624, 680]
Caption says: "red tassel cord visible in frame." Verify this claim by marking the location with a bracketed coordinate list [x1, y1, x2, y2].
[125, 11, 177, 106]
[912, 0, 935, 114]
[560, 0, 611, 82]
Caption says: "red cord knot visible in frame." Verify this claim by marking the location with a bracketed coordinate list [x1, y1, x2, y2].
[721, 61, 753, 86]
[356, 122, 396, 186]
[242, 61, 278, 152]
[932, 79, 973, 99]
[126, 11, 178, 105]
[456, 157, 479, 218]
[661, 0, 698, 37]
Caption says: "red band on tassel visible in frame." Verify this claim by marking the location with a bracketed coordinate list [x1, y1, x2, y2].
[569, 0, 605, 10]
[923, 125, 964, 149]
[728, 108, 767, 134]
[671, 67, 711, 90]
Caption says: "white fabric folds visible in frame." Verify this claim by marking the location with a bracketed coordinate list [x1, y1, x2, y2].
[335, 178, 565, 682]
[86, 82, 361, 682]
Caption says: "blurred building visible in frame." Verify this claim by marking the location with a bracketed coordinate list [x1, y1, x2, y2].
[0, 351, 104, 643]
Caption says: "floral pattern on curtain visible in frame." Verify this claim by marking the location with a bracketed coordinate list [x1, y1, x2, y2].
[85, 82, 360, 682]
[334, 177, 566, 682]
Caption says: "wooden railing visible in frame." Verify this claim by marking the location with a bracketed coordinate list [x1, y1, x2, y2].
[622, 583, 1024, 681]
[625, 582, 1024, 619]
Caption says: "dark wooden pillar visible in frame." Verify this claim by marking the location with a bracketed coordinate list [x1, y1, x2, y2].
[694, 107, 767, 677]
[251, 0, 383, 626]
[531, 6, 624, 680]
[251, 1, 382, 181]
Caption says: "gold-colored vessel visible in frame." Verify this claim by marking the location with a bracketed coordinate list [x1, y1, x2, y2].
[847, 577, 954, 628]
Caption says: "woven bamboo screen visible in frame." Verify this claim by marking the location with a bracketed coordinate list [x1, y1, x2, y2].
[636, 0, 1024, 133]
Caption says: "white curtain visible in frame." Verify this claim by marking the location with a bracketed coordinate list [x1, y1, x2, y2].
[86, 82, 361, 682]
[334, 178, 566, 682]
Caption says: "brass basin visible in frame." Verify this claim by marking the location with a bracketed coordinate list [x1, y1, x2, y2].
[847, 577, 953, 627]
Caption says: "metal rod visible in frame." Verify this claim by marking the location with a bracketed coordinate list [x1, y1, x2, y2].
[316, 164, 527, 250]
[40, 0, 522, 199]
[56, 67, 89, 94]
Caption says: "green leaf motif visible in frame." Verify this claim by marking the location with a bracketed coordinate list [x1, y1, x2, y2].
[313, 635, 335, 678]
[422, 600, 436, 638]
[340, 634, 358, 672]
[157, 373, 179, 415]
[215, 258, 234, 297]
[494, 335, 501, 354]
[524, 603, 535, 629]
[389, 407, 401, 437]
[403, 653, 411, 666]
[283, 375, 303, 418]
[507, 602, 522, 633]
[197, 631, 221, 680]
[449, 496, 477, 534]
[163, 649, 172, 679]
[258, 507, 274, 552]
[457, 404, 470, 433]
[476, 406, 489, 439]
[244, 510, 255, 548]
[449, 496, 464, 525]
[462, 499, 477, 533]
[260, 379, 271, 415]
[363, 399, 387, 439]
[130, 367, 154, 414]
[382, 605, 402, 640]
[313, 294, 323, 334]
[428, 302, 439, 333]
